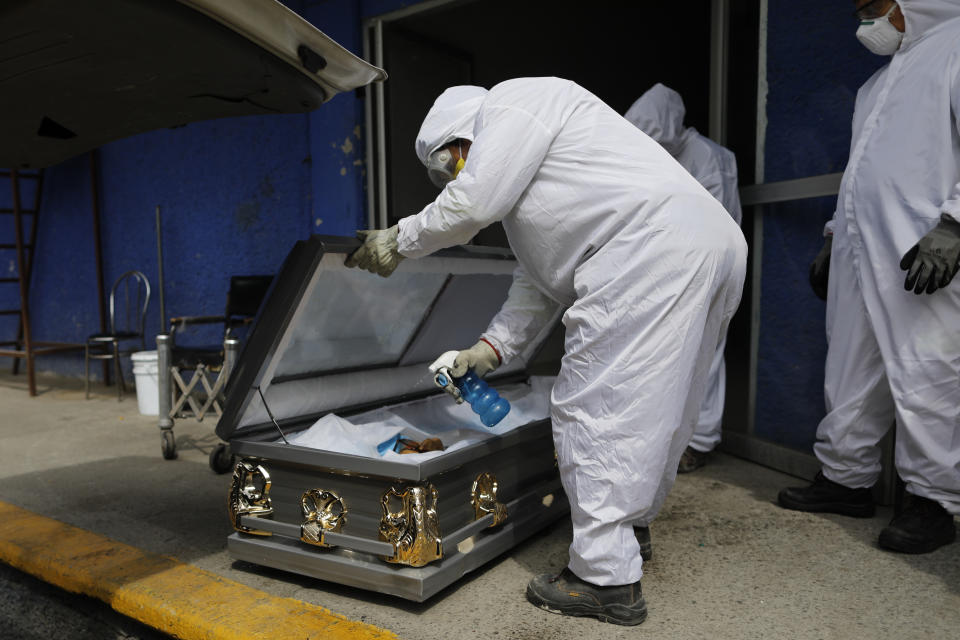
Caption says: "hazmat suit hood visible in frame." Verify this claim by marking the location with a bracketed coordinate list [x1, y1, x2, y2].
[415, 85, 489, 166]
[623, 83, 688, 156]
[898, 0, 960, 49]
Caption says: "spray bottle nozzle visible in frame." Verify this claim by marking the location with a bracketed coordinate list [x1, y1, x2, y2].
[428, 351, 464, 404]
[427, 351, 511, 428]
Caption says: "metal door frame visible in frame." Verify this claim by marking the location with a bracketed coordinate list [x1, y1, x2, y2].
[726, 171, 843, 481]
[363, 0, 469, 231]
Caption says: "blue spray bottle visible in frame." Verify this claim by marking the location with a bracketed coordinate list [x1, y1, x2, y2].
[429, 351, 511, 428]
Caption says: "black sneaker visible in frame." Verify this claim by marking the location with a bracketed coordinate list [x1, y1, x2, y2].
[777, 471, 875, 517]
[634, 526, 653, 561]
[678, 446, 708, 473]
[879, 495, 957, 554]
[526, 568, 647, 626]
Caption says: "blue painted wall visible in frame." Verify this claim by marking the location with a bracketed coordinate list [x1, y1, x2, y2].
[755, 2, 886, 449]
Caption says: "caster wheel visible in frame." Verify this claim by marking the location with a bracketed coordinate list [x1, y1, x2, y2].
[161, 430, 177, 460]
[209, 443, 234, 474]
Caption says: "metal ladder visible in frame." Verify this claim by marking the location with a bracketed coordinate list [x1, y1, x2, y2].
[0, 168, 82, 395]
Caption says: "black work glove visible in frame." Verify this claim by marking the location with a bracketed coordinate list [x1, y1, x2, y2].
[899, 214, 960, 295]
[809, 235, 833, 301]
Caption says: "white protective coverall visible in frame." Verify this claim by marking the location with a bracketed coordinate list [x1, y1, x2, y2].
[399, 78, 747, 584]
[817, 0, 960, 514]
[624, 83, 743, 454]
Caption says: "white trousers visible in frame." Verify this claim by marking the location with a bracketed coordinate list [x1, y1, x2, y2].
[688, 338, 726, 453]
[552, 197, 746, 585]
[816, 236, 960, 515]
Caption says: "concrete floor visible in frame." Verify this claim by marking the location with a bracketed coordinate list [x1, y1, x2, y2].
[0, 370, 957, 640]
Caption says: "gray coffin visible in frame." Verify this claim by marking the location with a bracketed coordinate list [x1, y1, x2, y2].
[217, 235, 567, 601]
[0, 0, 386, 168]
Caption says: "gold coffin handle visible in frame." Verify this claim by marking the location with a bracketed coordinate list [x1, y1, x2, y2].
[471, 472, 508, 527]
[378, 484, 443, 567]
[300, 489, 347, 548]
[228, 460, 274, 535]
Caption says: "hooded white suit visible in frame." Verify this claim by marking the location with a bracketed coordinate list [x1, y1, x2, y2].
[399, 78, 746, 585]
[816, 0, 960, 514]
[625, 84, 743, 453]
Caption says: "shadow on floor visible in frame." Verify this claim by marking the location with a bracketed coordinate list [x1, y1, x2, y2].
[0, 455, 233, 562]
[684, 451, 960, 595]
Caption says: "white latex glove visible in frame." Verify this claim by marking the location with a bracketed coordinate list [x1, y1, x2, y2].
[451, 339, 501, 378]
[344, 225, 404, 277]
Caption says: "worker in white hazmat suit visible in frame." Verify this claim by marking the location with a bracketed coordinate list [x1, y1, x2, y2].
[346, 77, 746, 625]
[779, 0, 960, 554]
[624, 83, 743, 474]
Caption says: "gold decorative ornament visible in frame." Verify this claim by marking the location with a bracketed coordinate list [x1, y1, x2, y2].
[378, 484, 442, 567]
[228, 460, 274, 535]
[300, 489, 347, 547]
[471, 472, 508, 527]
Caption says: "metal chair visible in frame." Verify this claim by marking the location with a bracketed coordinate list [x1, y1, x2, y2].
[85, 270, 151, 400]
[157, 275, 272, 468]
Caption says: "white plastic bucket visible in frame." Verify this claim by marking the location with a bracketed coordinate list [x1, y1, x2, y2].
[131, 350, 159, 416]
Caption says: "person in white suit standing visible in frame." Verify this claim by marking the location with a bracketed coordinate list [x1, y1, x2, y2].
[779, 0, 960, 554]
[625, 83, 743, 473]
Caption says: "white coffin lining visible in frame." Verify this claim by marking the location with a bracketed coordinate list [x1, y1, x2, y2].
[280, 376, 556, 464]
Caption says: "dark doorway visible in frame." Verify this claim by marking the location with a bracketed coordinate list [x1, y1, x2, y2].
[379, 0, 730, 245]
[374, 0, 762, 437]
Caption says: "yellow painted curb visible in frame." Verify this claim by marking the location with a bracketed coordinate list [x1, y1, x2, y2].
[0, 500, 400, 640]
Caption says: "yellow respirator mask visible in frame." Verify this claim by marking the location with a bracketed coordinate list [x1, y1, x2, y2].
[426, 142, 466, 188]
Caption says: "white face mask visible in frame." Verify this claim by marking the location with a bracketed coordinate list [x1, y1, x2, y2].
[856, 4, 904, 56]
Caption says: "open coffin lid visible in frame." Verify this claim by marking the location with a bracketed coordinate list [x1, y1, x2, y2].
[215, 235, 562, 480]
[1, 0, 386, 168]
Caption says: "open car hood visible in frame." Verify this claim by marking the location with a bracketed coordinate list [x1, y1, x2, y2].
[1, 0, 387, 168]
